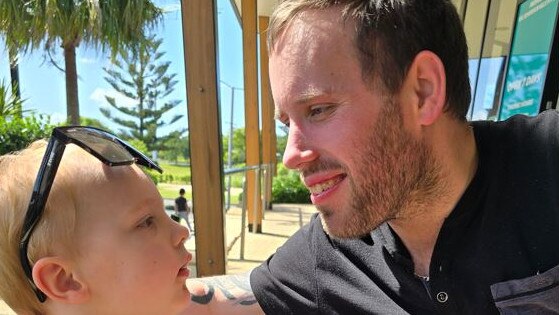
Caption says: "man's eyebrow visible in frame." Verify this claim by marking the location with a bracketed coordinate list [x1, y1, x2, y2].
[274, 88, 334, 120]
[295, 89, 331, 105]
[274, 94, 319, 121]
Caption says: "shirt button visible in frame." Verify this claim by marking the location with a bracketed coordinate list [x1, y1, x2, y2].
[436, 292, 448, 303]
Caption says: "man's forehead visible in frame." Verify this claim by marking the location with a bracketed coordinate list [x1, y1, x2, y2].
[271, 7, 351, 55]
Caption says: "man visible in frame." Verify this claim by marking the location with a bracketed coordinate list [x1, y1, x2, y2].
[184, 0, 559, 314]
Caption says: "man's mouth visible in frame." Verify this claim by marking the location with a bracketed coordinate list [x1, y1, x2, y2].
[308, 175, 346, 195]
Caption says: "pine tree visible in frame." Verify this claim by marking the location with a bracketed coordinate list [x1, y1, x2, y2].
[101, 34, 184, 154]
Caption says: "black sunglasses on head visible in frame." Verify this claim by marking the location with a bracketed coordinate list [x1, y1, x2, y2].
[19, 126, 163, 302]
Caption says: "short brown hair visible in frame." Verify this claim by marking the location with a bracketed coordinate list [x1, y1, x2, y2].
[268, 0, 471, 120]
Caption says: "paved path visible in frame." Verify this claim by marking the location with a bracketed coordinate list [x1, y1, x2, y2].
[0, 203, 316, 314]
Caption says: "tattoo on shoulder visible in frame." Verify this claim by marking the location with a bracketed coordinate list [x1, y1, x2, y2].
[190, 271, 258, 306]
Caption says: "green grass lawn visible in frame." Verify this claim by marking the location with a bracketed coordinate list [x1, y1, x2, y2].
[158, 183, 190, 200]
[155, 161, 243, 205]
[160, 162, 191, 177]
[157, 182, 241, 205]
[158, 161, 245, 188]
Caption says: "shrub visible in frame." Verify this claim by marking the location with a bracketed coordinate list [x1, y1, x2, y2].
[145, 169, 160, 185]
[150, 173, 190, 184]
[271, 164, 310, 204]
[229, 173, 244, 188]
[126, 138, 150, 157]
[0, 115, 54, 155]
[0, 80, 26, 117]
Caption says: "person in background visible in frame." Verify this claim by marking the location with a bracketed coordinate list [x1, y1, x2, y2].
[175, 188, 194, 233]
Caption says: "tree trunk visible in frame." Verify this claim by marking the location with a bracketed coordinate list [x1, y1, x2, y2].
[8, 47, 22, 117]
[64, 45, 80, 125]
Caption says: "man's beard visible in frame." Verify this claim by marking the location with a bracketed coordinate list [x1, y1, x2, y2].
[316, 99, 446, 238]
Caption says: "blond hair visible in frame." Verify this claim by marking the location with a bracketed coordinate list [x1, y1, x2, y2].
[0, 140, 91, 314]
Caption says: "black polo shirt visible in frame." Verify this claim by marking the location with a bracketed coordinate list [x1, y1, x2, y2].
[251, 111, 559, 314]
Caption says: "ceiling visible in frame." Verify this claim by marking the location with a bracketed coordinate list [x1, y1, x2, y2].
[229, 0, 514, 57]
[231, 0, 279, 19]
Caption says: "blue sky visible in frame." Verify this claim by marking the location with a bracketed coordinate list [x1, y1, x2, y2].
[0, 0, 251, 137]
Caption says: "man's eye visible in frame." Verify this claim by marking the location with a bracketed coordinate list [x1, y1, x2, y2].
[310, 107, 325, 116]
[309, 105, 334, 119]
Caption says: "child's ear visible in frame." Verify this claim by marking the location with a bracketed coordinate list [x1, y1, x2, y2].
[32, 257, 90, 303]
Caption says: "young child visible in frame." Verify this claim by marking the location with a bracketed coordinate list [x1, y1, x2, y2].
[0, 128, 192, 315]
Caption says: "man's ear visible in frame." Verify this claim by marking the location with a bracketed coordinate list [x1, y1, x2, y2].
[406, 50, 446, 126]
[32, 257, 89, 303]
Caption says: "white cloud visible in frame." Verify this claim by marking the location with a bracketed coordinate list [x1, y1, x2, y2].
[90, 88, 136, 108]
[79, 57, 97, 65]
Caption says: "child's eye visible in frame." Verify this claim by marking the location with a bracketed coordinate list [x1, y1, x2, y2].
[137, 215, 155, 229]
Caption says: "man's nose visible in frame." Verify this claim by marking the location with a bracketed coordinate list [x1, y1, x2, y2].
[282, 124, 318, 170]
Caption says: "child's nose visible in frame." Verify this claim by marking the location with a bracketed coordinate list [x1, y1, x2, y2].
[174, 221, 190, 245]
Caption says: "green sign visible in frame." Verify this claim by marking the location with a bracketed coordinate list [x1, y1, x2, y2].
[499, 0, 559, 120]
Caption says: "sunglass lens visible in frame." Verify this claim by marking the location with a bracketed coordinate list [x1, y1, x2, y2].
[65, 128, 134, 163]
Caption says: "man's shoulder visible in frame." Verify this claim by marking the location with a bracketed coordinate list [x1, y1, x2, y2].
[472, 110, 559, 152]
[481, 110, 558, 133]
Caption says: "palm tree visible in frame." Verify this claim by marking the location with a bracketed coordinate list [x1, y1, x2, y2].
[0, 1, 32, 116]
[0, 80, 25, 117]
[8, 46, 20, 102]
[0, 0, 162, 125]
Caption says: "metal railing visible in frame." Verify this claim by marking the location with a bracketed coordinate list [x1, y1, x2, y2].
[224, 163, 273, 260]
